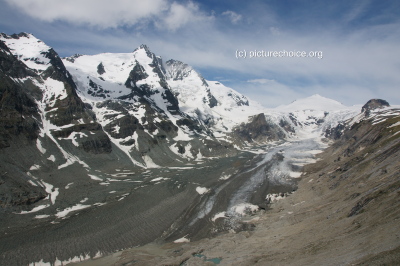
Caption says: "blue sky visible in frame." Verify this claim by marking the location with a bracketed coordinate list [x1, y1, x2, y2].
[1, 0, 399, 107]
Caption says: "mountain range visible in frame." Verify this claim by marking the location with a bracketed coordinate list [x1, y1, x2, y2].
[0, 32, 399, 265]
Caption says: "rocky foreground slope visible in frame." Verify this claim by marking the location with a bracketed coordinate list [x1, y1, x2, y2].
[76, 103, 400, 265]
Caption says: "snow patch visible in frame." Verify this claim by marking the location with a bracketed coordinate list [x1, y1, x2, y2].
[113, 124, 120, 134]
[28, 180, 38, 186]
[17, 204, 50, 214]
[35, 214, 50, 219]
[80, 198, 89, 203]
[219, 174, 230, 180]
[88, 174, 103, 181]
[266, 193, 287, 203]
[61, 132, 88, 147]
[196, 186, 210, 195]
[40, 180, 59, 205]
[29, 252, 96, 266]
[150, 177, 169, 182]
[30, 164, 41, 170]
[230, 203, 259, 216]
[289, 171, 302, 178]
[212, 211, 227, 222]
[55, 204, 91, 218]
[173, 236, 190, 243]
[36, 139, 46, 154]
[143, 155, 159, 168]
[389, 121, 400, 128]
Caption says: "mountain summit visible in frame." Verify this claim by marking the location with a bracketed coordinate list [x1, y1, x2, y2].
[276, 94, 345, 111]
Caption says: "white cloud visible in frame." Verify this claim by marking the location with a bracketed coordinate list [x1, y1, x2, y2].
[157, 1, 212, 31]
[269, 26, 281, 36]
[222, 10, 242, 24]
[4, 0, 211, 31]
[3, 0, 399, 107]
[5, 0, 167, 28]
[247, 79, 274, 84]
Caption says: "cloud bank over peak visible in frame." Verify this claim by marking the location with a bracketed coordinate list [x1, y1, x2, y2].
[4, 0, 212, 31]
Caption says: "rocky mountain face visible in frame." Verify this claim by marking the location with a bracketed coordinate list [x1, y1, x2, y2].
[361, 98, 390, 116]
[0, 33, 113, 210]
[0, 33, 241, 211]
[61, 41, 252, 166]
[324, 98, 392, 140]
[232, 113, 286, 143]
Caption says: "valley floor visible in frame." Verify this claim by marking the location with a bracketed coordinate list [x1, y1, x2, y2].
[2, 117, 399, 266]
[73, 134, 400, 266]
[0, 138, 318, 266]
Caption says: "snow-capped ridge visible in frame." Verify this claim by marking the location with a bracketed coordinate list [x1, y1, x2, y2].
[276, 94, 345, 112]
[0, 32, 54, 71]
[134, 44, 152, 54]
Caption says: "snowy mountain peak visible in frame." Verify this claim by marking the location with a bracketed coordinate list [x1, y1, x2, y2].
[276, 94, 345, 112]
[136, 44, 151, 52]
[133, 44, 157, 62]
[271, 94, 360, 138]
[1, 32, 32, 40]
[0, 32, 54, 71]
[361, 99, 390, 116]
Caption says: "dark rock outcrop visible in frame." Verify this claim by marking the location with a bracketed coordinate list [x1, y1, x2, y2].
[325, 99, 390, 140]
[81, 134, 112, 154]
[227, 92, 249, 106]
[97, 62, 105, 75]
[0, 171, 47, 209]
[125, 61, 149, 88]
[0, 39, 41, 148]
[232, 113, 285, 143]
[361, 99, 390, 116]
[325, 122, 346, 140]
